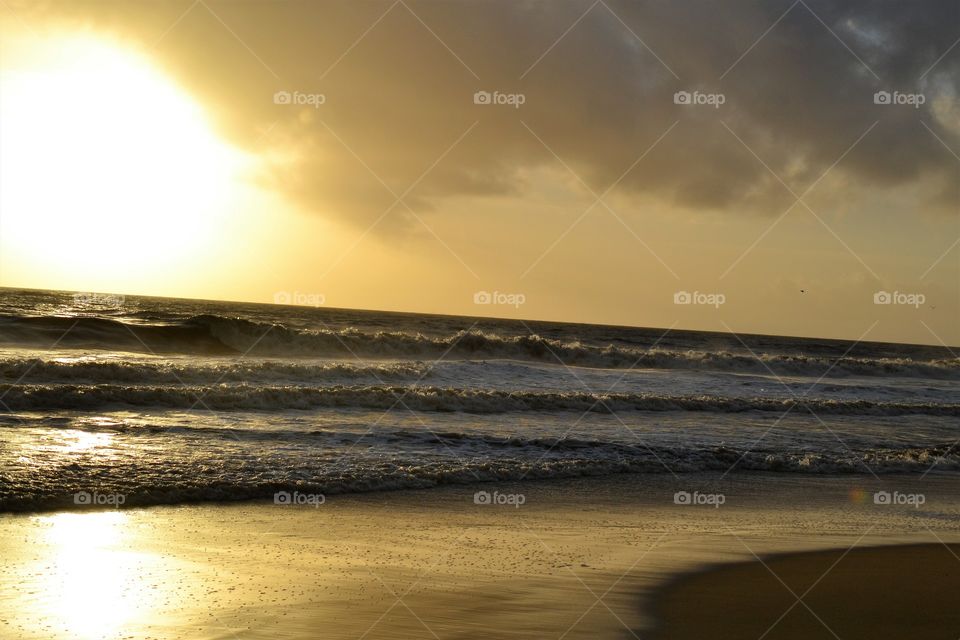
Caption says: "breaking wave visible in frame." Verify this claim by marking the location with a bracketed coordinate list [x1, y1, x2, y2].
[0, 357, 430, 384]
[3, 383, 959, 415]
[2, 313, 957, 378]
[2, 429, 956, 512]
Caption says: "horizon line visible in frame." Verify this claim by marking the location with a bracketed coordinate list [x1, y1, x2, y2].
[2, 284, 956, 351]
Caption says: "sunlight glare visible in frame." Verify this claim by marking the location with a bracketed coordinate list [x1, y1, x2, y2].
[39, 512, 149, 639]
[0, 33, 254, 281]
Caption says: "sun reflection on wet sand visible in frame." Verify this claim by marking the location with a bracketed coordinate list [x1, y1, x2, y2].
[31, 512, 159, 639]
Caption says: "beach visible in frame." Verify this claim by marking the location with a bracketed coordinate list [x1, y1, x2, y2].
[3, 473, 959, 639]
[2, 289, 959, 637]
[650, 543, 960, 640]
[2, 0, 958, 635]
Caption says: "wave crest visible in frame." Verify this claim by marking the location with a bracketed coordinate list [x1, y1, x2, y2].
[4, 383, 958, 415]
[2, 313, 956, 378]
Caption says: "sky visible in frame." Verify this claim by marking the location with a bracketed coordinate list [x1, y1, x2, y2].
[0, 0, 957, 345]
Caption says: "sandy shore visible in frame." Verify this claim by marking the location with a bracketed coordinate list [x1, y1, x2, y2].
[2, 473, 959, 639]
[648, 543, 960, 640]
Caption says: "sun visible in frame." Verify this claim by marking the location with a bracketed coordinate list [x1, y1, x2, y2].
[0, 32, 254, 288]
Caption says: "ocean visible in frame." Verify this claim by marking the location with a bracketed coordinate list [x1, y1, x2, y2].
[1, 287, 957, 511]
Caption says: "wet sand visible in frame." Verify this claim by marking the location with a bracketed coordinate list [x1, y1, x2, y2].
[648, 543, 960, 640]
[1, 474, 958, 639]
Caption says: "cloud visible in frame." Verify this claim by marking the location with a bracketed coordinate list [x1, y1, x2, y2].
[11, 0, 960, 226]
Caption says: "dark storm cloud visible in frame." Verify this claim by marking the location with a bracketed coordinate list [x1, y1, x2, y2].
[18, 0, 960, 222]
